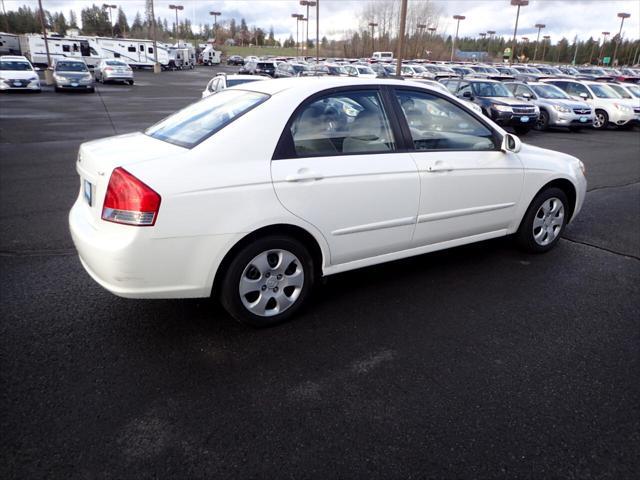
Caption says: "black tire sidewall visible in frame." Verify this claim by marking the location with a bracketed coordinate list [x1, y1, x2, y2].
[594, 109, 609, 130]
[220, 235, 316, 327]
[536, 110, 549, 131]
[516, 187, 569, 253]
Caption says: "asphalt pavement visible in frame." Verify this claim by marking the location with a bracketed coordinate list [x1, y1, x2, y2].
[1, 67, 639, 479]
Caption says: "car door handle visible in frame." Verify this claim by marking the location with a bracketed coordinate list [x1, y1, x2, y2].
[426, 162, 453, 173]
[285, 169, 324, 182]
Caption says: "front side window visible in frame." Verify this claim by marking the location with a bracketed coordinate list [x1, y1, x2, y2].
[290, 90, 395, 157]
[567, 83, 591, 98]
[514, 84, 534, 98]
[146, 90, 269, 148]
[394, 90, 495, 151]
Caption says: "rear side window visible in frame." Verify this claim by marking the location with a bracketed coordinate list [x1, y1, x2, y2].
[289, 90, 395, 157]
[146, 90, 269, 148]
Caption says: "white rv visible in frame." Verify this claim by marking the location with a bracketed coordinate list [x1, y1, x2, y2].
[167, 46, 195, 70]
[200, 44, 221, 65]
[92, 37, 169, 67]
[372, 51, 394, 62]
[0, 33, 21, 55]
[19, 34, 101, 67]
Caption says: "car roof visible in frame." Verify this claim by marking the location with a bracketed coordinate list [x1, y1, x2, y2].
[231, 76, 453, 98]
[0, 55, 30, 61]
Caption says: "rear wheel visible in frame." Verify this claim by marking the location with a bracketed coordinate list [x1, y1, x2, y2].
[220, 235, 315, 327]
[128, 80, 134, 85]
[593, 109, 609, 130]
[535, 110, 549, 131]
[516, 187, 569, 253]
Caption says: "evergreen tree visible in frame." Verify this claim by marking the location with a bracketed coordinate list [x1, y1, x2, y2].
[116, 7, 128, 37]
[69, 10, 78, 29]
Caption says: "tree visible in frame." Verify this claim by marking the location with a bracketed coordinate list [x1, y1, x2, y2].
[321, 36, 328, 49]
[69, 10, 78, 29]
[80, 4, 111, 36]
[116, 7, 128, 37]
[267, 26, 275, 46]
[52, 12, 68, 36]
[229, 18, 237, 39]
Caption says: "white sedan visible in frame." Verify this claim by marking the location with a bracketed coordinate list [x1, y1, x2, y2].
[69, 77, 587, 327]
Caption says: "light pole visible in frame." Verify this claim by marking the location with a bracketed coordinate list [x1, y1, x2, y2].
[599, 31, 610, 64]
[520, 36, 529, 59]
[209, 11, 220, 43]
[612, 12, 630, 66]
[169, 4, 183, 43]
[368, 21, 378, 55]
[486, 30, 495, 56]
[532, 23, 545, 61]
[300, 1, 316, 52]
[37, 0, 52, 84]
[509, 0, 529, 64]
[451, 14, 465, 62]
[291, 13, 303, 57]
[395, 0, 408, 75]
[150, 0, 159, 73]
[315, 0, 319, 64]
[416, 23, 426, 58]
[102, 4, 117, 38]
[541, 35, 550, 62]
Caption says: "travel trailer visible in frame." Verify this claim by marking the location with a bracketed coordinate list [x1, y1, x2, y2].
[199, 44, 221, 65]
[167, 45, 196, 70]
[18, 34, 169, 68]
[0, 33, 21, 55]
[372, 51, 394, 62]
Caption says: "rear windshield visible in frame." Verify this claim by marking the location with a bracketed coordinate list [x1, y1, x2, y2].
[106, 61, 127, 66]
[258, 62, 275, 68]
[227, 78, 263, 87]
[0, 60, 33, 71]
[146, 89, 269, 148]
[55, 61, 88, 72]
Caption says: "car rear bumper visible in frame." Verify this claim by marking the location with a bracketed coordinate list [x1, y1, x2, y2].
[69, 196, 240, 299]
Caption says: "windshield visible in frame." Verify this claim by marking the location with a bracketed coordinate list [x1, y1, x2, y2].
[0, 60, 33, 71]
[55, 62, 88, 72]
[589, 84, 621, 99]
[531, 84, 569, 99]
[626, 85, 640, 98]
[608, 84, 632, 99]
[472, 82, 513, 97]
[146, 90, 269, 148]
[357, 66, 375, 74]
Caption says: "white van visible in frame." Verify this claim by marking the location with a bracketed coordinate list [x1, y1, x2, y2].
[372, 51, 393, 61]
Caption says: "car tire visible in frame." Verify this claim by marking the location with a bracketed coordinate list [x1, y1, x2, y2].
[220, 235, 316, 327]
[88, 88, 95, 93]
[129, 80, 134, 85]
[593, 109, 609, 130]
[514, 126, 531, 136]
[54, 86, 60, 92]
[535, 110, 549, 131]
[515, 187, 569, 254]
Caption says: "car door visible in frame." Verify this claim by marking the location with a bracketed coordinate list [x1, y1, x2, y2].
[390, 87, 524, 247]
[271, 87, 420, 265]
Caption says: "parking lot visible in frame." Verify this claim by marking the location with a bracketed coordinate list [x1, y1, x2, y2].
[1, 67, 639, 479]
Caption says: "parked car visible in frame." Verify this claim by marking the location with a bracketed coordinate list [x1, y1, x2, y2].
[202, 73, 268, 98]
[400, 64, 434, 79]
[606, 82, 640, 123]
[441, 78, 539, 135]
[0, 55, 41, 92]
[274, 62, 309, 78]
[505, 81, 593, 131]
[408, 78, 484, 115]
[94, 59, 134, 85]
[541, 79, 635, 129]
[323, 63, 348, 76]
[69, 77, 586, 327]
[226, 55, 244, 66]
[52, 59, 94, 93]
[369, 62, 396, 77]
[342, 64, 377, 78]
[253, 61, 278, 77]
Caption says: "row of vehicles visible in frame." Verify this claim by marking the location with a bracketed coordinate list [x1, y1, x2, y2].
[229, 57, 640, 133]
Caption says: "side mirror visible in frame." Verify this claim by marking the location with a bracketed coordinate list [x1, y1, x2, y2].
[462, 91, 472, 99]
[522, 92, 532, 100]
[349, 72, 357, 77]
[501, 133, 522, 153]
[579, 92, 588, 99]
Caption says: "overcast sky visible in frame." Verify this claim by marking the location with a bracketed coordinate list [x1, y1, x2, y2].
[5, 0, 640, 44]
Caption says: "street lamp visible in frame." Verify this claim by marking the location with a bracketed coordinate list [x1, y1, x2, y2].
[169, 4, 183, 43]
[451, 14, 465, 62]
[300, 1, 316, 53]
[599, 31, 610, 65]
[612, 12, 630, 66]
[102, 4, 117, 38]
[509, 0, 529, 64]
[520, 36, 529, 58]
[427, 26, 436, 37]
[416, 23, 426, 58]
[369, 22, 378, 55]
[541, 35, 550, 62]
[209, 11, 220, 43]
[291, 13, 303, 57]
[533, 23, 545, 61]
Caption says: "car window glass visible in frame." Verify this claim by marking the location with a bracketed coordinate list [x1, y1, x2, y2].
[567, 83, 590, 97]
[290, 90, 395, 157]
[515, 85, 533, 97]
[394, 90, 495, 151]
[458, 83, 472, 96]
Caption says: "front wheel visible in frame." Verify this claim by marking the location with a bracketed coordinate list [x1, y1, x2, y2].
[219, 236, 316, 327]
[535, 110, 549, 131]
[593, 109, 609, 130]
[515, 187, 569, 253]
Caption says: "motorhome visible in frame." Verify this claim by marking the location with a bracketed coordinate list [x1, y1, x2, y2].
[199, 44, 221, 65]
[86, 37, 169, 68]
[0, 33, 21, 55]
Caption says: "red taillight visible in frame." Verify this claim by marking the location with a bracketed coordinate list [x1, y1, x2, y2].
[104, 67, 113, 71]
[101, 167, 161, 226]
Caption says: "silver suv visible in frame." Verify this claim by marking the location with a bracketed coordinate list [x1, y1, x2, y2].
[506, 82, 593, 132]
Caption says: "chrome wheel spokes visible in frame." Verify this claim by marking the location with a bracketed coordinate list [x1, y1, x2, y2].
[532, 197, 565, 246]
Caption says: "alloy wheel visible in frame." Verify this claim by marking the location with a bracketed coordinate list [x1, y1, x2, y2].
[532, 197, 565, 246]
[239, 249, 304, 317]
